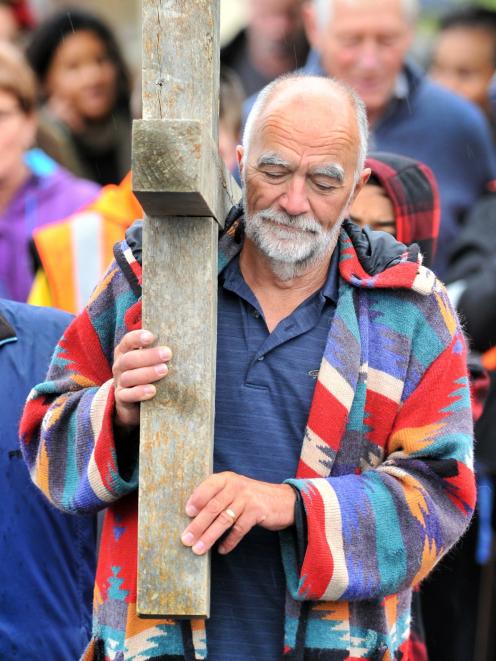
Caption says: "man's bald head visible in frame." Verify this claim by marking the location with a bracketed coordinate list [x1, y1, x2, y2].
[242, 74, 368, 182]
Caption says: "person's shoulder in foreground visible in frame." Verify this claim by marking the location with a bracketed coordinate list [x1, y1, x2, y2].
[0, 298, 96, 659]
[20, 74, 474, 661]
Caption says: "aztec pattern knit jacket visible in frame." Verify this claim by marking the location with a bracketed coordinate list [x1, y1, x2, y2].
[20, 214, 475, 661]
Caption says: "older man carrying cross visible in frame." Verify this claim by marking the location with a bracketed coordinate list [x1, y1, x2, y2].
[21, 75, 474, 660]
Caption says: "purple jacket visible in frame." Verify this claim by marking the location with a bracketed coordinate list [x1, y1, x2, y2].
[0, 150, 99, 301]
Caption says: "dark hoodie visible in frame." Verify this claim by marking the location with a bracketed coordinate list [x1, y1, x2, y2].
[364, 152, 441, 270]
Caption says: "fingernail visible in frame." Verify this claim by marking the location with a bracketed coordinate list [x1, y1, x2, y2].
[143, 385, 155, 396]
[156, 364, 168, 376]
[218, 545, 226, 555]
[192, 541, 205, 554]
[159, 347, 171, 361]
[140, 331, 153, 344]
[185, 503, 198, 517]
[181, 532, 194, 546]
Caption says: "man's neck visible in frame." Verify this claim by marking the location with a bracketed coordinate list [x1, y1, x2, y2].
[239, 238, 335, 333]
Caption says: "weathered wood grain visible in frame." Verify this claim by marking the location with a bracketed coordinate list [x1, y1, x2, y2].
[139, 214, 217, 618]
[132, 119, 239, 222]
[134, 0, 239, 618]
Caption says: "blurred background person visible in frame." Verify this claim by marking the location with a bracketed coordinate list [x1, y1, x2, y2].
[429, 6, 496, 142]
[0, 42, 99, 302]
[221, 0, 309, 98]
[26, 8, 132, 185]
[431, 13, 496, 656]
[0, 296, 96, 659]
[441, 183, 496, 661]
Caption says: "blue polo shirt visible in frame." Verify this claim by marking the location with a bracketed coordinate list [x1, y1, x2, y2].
[206, 248, 339, 660]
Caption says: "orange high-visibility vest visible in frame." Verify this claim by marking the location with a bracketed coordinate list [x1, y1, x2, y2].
[32, 173, 142, 314]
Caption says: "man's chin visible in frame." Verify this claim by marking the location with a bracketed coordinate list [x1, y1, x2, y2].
[261, 247, 314, 264]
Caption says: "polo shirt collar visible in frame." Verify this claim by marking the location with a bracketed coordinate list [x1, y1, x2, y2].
[0, 311, 17, 347]
[221, 242, 340, 306]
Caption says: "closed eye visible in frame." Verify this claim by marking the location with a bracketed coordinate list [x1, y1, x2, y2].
[312, 180, 337, 192]
[261, 169, 288, 182]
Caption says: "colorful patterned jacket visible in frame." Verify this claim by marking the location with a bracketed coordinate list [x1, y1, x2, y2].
[20, 214, 475, 661]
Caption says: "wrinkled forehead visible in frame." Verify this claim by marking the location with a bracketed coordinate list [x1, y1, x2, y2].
[251, 86, 360, 164]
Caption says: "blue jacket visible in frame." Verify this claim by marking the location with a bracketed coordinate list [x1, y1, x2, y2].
[0, 299, 96, 659]
[244, 55, 496, 278]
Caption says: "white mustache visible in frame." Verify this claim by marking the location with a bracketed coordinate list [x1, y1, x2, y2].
[255, 208, 323, 234]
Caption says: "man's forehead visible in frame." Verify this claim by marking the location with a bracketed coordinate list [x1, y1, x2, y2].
[254, 88, 356, 145]
[258, 83, 353, 131]
[251, 123, 358, 175]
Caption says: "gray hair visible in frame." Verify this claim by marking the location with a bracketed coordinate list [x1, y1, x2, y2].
[242, 73, 369, 183]
[314, 0, 419, 27]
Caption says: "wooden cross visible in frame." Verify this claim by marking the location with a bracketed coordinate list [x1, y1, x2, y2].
[132, 0, 241, 618]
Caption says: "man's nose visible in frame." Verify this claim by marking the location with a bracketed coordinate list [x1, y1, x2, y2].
[357, 39, 381, 69]
[280, 178, 310, 216]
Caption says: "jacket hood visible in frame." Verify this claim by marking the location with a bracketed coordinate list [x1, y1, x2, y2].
[121, 206, 435, 299]
[364, 152, 440, 269]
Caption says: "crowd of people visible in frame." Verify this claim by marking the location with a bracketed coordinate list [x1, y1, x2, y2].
[1, 0, 496, 659]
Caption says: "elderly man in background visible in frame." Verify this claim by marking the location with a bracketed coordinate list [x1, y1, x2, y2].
[21, 75, 474, 660]
[240, 0, 496, 278]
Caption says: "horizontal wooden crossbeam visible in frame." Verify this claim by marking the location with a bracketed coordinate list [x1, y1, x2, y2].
[132, 119, 241, 224]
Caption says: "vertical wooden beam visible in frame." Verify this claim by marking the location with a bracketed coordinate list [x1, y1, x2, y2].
[134, 0, 223, 618]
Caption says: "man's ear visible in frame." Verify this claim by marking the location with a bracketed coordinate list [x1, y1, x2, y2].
[346, 168, 372, 212]
[302, 1, 320, 49]
[236, 145, 245, 178]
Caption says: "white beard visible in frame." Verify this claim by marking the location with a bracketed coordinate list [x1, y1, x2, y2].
[243, 192, 345, 281]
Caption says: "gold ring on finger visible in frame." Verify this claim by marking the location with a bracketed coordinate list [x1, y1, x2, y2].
[224, 508, 237, 524]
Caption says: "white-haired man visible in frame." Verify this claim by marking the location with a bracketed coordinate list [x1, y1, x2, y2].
[244, 0, 496, 279]
[21, 75, 475, 660]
